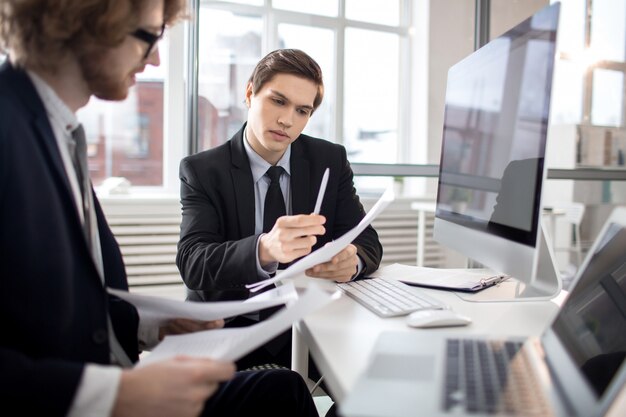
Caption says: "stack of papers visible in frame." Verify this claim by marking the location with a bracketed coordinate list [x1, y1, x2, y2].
[139, 284, 337, 364]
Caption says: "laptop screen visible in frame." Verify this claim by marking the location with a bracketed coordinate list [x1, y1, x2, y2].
[551, 223, 626, 398]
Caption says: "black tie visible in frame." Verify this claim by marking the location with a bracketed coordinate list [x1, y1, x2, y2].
[259, 166, 287, 329]
[263, 166, 286, 233]
[70, 124, 92, 248]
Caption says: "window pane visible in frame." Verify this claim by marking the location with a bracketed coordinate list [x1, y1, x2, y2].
[205, 0, 263, 6]
[346, 0, 399, 26]
[344, 28, 399, 163]
[552, 0, 586, 55]
[197, 8, 262, 150]
[551, 60, 584, 124]
[77, 37, 169, 187]
[273, 0, 338, 17]
[591, 69, 624, 127]
[591, 0, 626, 61]
[278, 24, 334, 140]
[209, 0, 263, 5]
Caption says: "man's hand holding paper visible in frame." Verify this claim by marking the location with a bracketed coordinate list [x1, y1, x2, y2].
[258, 167, 330, 268]
[306, 243, 359, 282]
[248, 188, 394, 292]
[258, 214, 326, 267]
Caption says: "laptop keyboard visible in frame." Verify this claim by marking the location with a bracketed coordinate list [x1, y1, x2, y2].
[444, 339, 552, 415]
[336, 278, 447, 317]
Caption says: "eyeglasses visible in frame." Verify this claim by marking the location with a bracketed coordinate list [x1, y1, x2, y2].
[130, 23, 166, 60]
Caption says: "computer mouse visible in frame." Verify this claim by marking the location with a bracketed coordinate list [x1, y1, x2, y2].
[406, 309, 472, 328]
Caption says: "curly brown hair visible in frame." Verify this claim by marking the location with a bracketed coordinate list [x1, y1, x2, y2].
[248, 49, 324, 112]
[0, 0, 186, 71]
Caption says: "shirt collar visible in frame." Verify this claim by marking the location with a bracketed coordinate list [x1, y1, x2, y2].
[243, 126, 291, 184]
[27, 70, 80, 135]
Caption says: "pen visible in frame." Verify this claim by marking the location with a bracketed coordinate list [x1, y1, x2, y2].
[479, 275, 509, 287]
[313, 168, 329, 215]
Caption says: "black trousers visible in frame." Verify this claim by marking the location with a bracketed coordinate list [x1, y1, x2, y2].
[203, 369, 319, 416]
[226, 316, 324, 384]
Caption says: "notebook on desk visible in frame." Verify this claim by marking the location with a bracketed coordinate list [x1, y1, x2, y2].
[369, 263, 510, 293]
[340, 207, 626, 417]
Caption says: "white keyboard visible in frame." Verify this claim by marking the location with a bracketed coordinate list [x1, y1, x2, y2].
[337, 278, 448, 317]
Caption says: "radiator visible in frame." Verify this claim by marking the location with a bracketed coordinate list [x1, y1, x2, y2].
[101, 197, 182, 287]
[362, 197, 446, 268]
[100, 197, 447, 289]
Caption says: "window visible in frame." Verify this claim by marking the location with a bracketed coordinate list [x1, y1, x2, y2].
[346, 0, 399, 26]
[194, 0, 412, 172]
[278, 24, 335, 140]
[546, 0, 626, 188]
[77, 35, 170, 188]
[273, 0, 338, 17]
[196, 8, 262, 151]
[592, 69, 624, 127]
[553, 0, 626, 128]
[344, 28, 399, 163]
[590, 0, 625, 62]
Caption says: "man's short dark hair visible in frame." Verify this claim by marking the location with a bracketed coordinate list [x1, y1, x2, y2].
[247, 49, 324, 111]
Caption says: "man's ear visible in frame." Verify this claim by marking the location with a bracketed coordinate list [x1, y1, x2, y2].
[245, 82, 253, 108]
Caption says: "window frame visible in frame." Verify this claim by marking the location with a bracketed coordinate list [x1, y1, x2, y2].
[187, 0, 415, 166]
[180, 0, 626, 197]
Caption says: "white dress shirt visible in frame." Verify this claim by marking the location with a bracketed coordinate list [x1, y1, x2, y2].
[243, 128, 291, 277]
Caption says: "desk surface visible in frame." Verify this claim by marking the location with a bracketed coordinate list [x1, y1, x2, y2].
[297, 278, 563, 402]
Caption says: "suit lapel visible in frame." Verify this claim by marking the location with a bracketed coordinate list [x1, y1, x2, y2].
[3, 63, 101, 280]
[4, 64, 75, 202]
[290, 139, 311, 215]
[33, 114, 75, 201]
[230, 128, 256, 236]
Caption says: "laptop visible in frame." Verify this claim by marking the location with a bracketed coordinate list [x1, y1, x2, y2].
[340, 207, 626, 417]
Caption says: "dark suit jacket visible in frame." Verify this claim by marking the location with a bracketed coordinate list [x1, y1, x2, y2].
[177, 124, 383, 301]
[0, 62, 140, 415]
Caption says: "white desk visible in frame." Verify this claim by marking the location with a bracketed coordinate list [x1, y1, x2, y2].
[293, 278, 562, 402]
[293, 277, 626, 417]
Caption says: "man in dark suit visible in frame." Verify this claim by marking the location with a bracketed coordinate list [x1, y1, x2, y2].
[177, 49, 383, 369]
[0, 1, 318, 416]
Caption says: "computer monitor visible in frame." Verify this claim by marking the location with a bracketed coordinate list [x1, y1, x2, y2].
[433, 3, 562, 301]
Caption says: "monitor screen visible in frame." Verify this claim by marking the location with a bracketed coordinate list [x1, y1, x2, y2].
[551, 222, 626, 398]
[435, 4, 559, 248]
[433, 3, 561, 300]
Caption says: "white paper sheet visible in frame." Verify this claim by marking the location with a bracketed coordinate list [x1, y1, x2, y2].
[140, 283, 338, 365]
[108, 283, 297, 325]
[246, 187, 395, 292]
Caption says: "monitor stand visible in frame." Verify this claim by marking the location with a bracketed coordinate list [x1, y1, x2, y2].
[456, 221, 562, 303]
